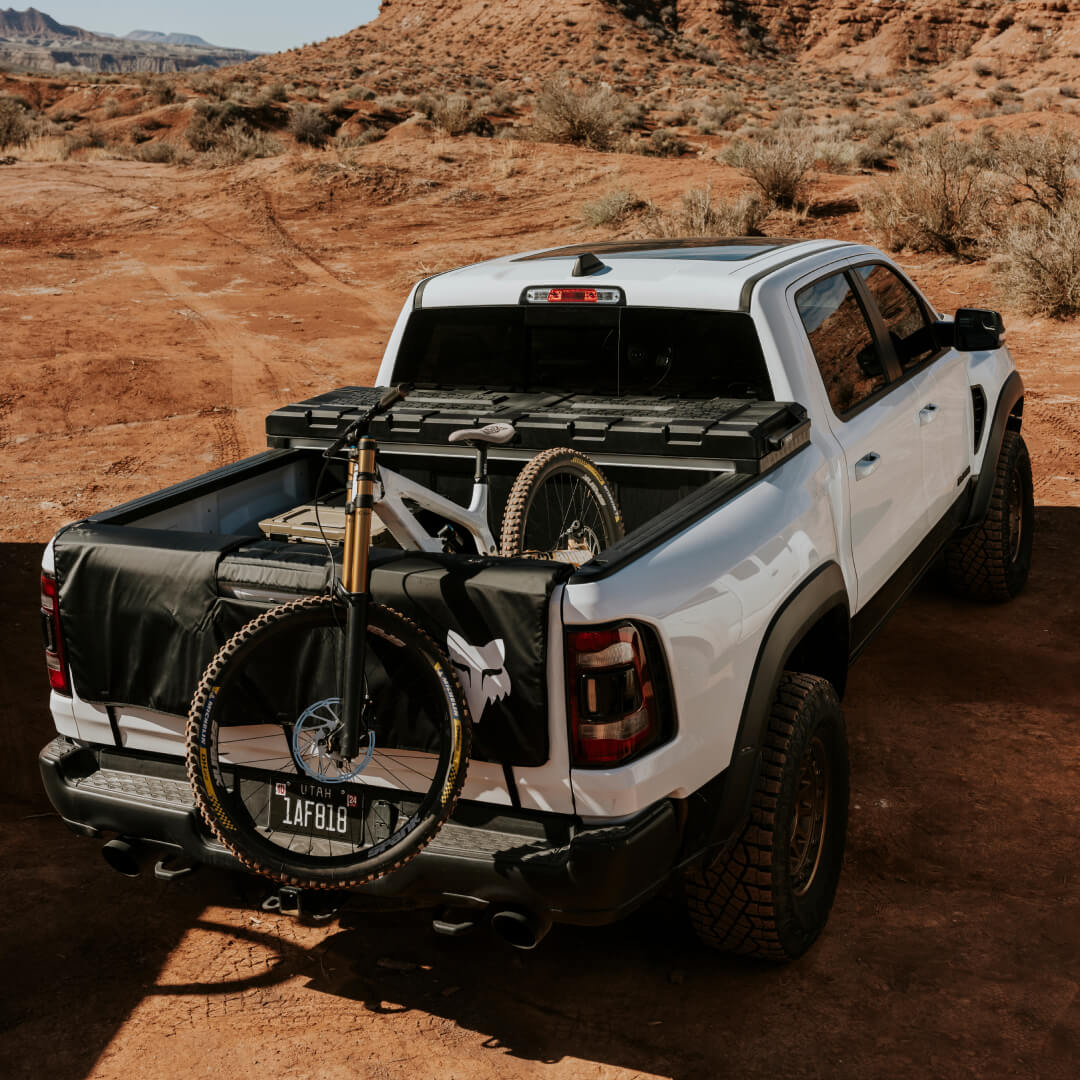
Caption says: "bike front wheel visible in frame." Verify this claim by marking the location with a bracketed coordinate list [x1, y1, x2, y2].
[500, 447, 624, 566]
[186, 596, 470, 889]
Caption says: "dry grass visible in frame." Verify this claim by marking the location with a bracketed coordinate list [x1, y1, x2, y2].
[642, 183, 768, 238]
[582, 189, 651, 227]
[202, 125, 282, 166]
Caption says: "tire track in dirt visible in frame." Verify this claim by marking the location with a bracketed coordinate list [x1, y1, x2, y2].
[0, 391, 17, 450]
[60, 169, 373, 306]
[103, 455, 141, 477]
[249, 185, 369, 299]
[1022, 390, 1080, 499]
[144, 264, 278, 461]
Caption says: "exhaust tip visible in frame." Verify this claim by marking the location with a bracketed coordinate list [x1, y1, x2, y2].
[490, 908, 550, 951]
[101, 837, 143, 877]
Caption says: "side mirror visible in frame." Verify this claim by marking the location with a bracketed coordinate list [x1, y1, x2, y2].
[953, 308, 1005, 352]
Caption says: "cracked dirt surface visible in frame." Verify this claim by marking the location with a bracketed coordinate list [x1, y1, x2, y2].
[1, 148, 1079, 1079]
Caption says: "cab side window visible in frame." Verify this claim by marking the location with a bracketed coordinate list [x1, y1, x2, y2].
[796, 272, 887, 417]
[857, 264, 937, 371]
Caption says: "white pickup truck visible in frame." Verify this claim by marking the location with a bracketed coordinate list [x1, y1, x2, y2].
[39, 238, 1032, 960]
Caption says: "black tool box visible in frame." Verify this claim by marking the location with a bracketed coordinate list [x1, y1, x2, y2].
[265, 386, 810, 473]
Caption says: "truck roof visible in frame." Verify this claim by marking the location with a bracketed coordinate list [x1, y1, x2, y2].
[415, 237, 863, 312]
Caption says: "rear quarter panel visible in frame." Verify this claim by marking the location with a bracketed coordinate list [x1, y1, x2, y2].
[562, 443, 843, 819]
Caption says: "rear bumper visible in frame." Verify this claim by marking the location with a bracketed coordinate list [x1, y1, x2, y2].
[39, 736, 681, 926]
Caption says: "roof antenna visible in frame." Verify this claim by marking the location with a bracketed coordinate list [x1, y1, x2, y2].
[571, 252, 606, 277]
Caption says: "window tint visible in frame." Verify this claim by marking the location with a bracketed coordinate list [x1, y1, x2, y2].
[857, 264, 937, 370]
[396, 307, 773, 399]
[796, 273, 887, 416]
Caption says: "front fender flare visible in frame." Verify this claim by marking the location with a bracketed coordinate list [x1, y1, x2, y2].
[967, 370, 1024, 527]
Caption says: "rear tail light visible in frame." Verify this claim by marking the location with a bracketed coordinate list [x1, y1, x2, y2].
[40, 572, 70, 695]
[566, 623, 663, 766]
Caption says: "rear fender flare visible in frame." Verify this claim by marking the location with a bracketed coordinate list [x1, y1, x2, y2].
[684, 561, 850, 859]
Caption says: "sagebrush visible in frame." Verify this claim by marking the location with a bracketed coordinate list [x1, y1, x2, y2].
[531, 76, 624, 150]
[724, 130, 814, 208]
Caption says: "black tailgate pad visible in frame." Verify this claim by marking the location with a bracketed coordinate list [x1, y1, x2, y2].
[53, 524, 568, 767]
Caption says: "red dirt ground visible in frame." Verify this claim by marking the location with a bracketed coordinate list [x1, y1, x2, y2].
[1, 145, 1078, 1079]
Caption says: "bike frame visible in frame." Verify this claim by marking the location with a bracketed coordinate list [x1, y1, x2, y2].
[373, 463, 499, 557]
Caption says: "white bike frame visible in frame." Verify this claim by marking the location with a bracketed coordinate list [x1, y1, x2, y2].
[373, 463, 499, 556]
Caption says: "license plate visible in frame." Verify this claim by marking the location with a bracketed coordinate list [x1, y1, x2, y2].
[267, 779, 364, 842]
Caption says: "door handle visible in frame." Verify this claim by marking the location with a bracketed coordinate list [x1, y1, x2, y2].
[919, 403, 939, 425]
[855, 452, 880, 481]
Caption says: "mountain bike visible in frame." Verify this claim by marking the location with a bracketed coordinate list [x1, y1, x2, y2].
[186, 385, 623, 887]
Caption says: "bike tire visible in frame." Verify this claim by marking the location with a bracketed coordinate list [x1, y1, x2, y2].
[186, 595, 470, 889]
[500, 447, 624, 565]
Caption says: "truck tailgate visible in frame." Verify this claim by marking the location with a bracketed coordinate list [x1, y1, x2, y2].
[53, 524, 570, 770]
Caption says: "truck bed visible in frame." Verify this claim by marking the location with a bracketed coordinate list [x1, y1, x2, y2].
[50, 387, 811, 771]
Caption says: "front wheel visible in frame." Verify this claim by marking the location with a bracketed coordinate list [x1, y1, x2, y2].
[500, 447, 624, 565]
[683, 673, 849, 961]
[186, 596, 470, 889]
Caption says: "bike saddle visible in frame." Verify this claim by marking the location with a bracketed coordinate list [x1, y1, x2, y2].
[447, 422, 516, 446]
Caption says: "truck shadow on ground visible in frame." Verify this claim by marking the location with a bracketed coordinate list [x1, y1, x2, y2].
[3, 506, 1079, 1079]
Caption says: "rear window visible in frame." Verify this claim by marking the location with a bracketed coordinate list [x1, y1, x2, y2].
[395, 306, 773, 399]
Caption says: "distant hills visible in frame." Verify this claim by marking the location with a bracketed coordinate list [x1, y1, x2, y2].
[0, 7, 258, 73]
[124, 30, 215, 49]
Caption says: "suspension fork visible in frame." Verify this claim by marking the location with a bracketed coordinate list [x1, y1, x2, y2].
[339, 437, 376, 760]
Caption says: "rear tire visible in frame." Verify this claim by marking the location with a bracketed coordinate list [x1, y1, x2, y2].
[944, 430, 1034, 602]
[500, 447, 624, 565]
[683, 673, 849, 961]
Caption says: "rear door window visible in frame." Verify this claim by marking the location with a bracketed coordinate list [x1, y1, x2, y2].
[796, 272, 887, 417]
[856, 264, 938, 371]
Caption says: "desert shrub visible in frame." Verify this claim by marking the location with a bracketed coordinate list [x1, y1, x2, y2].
[855, 118, 909, 169]
[530, 75, 624, 150]
[647, 184, 768, 238]
[994, 196, 1080, 316]
[430, 93, 479, 136]
[263, 82, 289, 103]
[724, 130, 814, 208]
[336, 125, 385, 149]
[131, 140, 185, 164]
[206, 124, 282, 165]
[146, 78, 176, 106]
[697, 92, 741, 133]
[0, 95, 31, 149]
[582, 189, 650, 227]
[814, 136, 857, 173]
[288, 103, 332, 146]
[59, 126, 107, 159]
[860, 130, 1007, 258]
[185, 99, 244, 151]
[645, 128, 689, 156]
[994, 128, 1080, 212]
[680, 185, 767, 236]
